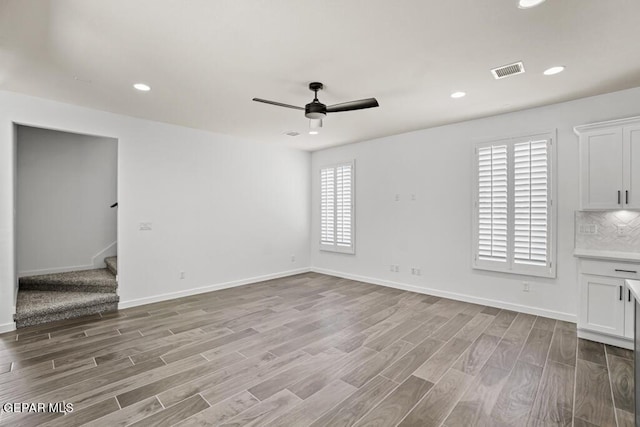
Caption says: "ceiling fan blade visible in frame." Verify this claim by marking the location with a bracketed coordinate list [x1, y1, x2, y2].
[252, 98, 304, 110]
[326, 98, 379, 113]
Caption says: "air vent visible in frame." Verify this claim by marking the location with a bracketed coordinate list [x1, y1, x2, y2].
[283, 131, 300, 137]
[491, 61, 525, 79]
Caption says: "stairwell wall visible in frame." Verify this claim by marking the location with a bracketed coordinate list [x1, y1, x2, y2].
[0, 90, 311, 332]
[16, 126, 118, 276]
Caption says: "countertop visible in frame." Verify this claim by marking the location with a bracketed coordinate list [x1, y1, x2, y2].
[626, 279, 640, 302]
[573, 248, 640, 263]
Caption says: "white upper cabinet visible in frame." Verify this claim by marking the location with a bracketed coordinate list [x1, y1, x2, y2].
[575, 116, 640, 210]
[623, 124, 640, 209]
[579, 128, 623, 209]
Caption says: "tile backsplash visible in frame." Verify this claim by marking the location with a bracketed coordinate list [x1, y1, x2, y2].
[575, 210, 640, 252]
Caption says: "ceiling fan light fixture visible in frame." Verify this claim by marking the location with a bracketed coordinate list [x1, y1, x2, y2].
[310, 119, 323, 129]
[518, 0, 546, 9]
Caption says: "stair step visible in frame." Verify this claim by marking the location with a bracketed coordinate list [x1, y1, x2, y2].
[19, 269, 117, 293]
[105, 256, 117, 276]
[14, 290, 119, 328]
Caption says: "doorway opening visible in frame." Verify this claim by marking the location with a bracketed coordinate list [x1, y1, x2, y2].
[14, 125, 118, 328]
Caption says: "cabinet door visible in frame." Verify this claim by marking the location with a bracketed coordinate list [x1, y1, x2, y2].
[580, 129, 624, 209]
[580, 274, 625, 336]
[623, 125, 640, 209]
[625, 285, 635, 339]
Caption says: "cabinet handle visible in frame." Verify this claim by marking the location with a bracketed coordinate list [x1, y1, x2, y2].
[620, 286, 623, 301]
[618, 190, 621, 204]
[629, 289, 632, 302]
[626, 190, 629, 204]
[615, 269, 638, 274]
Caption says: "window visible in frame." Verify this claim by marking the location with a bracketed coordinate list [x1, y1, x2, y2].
[320, 161, 354, 253]
[473, 133, 555, 278]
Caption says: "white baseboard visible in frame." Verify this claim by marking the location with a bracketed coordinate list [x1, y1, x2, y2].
[311, 267, 577, 323]
[119, 267, 311, 310]
[578, 328, 633, 350]
[0, 322, 16, 334]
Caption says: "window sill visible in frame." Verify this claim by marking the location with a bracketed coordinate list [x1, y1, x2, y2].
[472, 263, 556, 279]
[320, 246, 355, 255]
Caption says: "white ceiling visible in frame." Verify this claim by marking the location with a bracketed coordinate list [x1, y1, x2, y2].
[1, 0, 640, 151]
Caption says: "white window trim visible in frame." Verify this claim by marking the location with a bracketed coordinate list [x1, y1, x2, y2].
[472, 131, 557, 278]
[320, 160, 355, 254]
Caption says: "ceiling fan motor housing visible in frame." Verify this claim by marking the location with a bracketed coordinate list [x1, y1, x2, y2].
[305, 102, 327, 119]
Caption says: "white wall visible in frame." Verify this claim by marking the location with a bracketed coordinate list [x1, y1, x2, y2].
[0, 90, 310, 331]
[17, 126, 117, 275]
[311, 87, 640, 322]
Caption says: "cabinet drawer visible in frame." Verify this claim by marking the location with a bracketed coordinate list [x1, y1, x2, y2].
[580, 259, 640, 279]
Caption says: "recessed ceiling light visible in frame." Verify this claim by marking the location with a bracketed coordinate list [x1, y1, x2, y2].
[133, 83, 151, 91]
[309, 131, 319, 135]
[518, 0, 546, 8]
[451, 91, 466, 99]
[543, 66, 565, 76]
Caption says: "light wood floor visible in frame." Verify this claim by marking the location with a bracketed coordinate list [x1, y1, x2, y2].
[0, 272, 634, 426]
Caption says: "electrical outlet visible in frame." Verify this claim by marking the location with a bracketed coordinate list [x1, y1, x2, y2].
[415, 268, 421, 276]
[411, 268, 415, 275]
[139, 222, 152, 231]
[523, 282, 530, 292]
[291, 255, 296, 262]
[390, 265, 395, 272]
[617, 225, 627, 236]
[180, 271, 185, 280]
[395, 194, 400, 202]
[579, 224, 597, 234]
[411, 193, 416, 201]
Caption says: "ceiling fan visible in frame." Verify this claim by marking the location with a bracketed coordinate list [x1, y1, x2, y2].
[252, 82, 379, 129]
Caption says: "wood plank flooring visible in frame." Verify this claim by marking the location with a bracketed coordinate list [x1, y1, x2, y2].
[0, 272, 634, 426]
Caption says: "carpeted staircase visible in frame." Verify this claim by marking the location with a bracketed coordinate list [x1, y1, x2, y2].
[14, 256, 119, 328]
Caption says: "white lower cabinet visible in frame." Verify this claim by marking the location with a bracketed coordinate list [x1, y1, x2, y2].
[624, 284, 634, 340]
[578, 258, 640, 349]
[580, 274, 626, 336]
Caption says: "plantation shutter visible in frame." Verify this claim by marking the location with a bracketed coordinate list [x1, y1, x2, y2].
[513, 139, 549, 266]
[336, 164, 353, 247]
[473, 134, 554, 278]
[320, 162, 355, 253]
[320, 167, 335, 245]
[477, 145, 508, 263]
